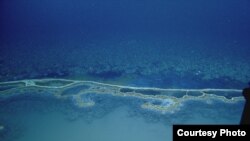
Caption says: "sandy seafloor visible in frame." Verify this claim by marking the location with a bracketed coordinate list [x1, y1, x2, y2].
[0, 0, 250, 141]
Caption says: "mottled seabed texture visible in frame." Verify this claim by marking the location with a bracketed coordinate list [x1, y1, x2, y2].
[0, 0, 249, 141]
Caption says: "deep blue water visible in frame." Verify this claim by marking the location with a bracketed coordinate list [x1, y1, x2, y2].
[1, 0, 250, 41]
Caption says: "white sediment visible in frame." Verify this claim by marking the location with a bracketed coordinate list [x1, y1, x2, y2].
[0, 78, 244, 113]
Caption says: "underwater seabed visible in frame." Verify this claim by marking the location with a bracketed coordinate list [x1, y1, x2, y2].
[0, 79, 245, 141]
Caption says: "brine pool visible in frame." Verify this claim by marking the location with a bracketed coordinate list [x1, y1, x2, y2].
[0, 79, 245, 141]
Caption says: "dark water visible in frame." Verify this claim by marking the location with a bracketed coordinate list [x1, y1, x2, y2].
[0, 1, 249, 141]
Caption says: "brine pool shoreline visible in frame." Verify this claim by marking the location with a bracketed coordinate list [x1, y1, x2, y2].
[0, 78, 245, 141]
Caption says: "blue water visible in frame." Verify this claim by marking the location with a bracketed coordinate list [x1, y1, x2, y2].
[0, 0, 249, 141]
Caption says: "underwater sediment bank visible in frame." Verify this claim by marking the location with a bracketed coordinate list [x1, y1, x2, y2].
[0, 78, 244, 113]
